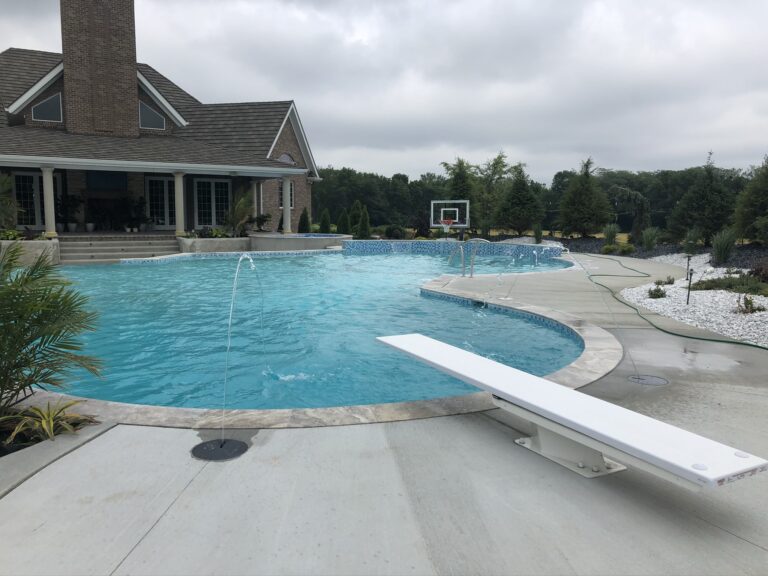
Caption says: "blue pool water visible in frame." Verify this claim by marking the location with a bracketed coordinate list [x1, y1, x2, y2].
[61, 253, 580, 409]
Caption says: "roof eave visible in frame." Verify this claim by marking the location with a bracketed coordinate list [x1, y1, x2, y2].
[0, 154, 308, 178]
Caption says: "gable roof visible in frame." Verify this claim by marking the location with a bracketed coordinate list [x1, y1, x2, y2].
[0, 48, 62, 110]
[0, 47, 318, 176]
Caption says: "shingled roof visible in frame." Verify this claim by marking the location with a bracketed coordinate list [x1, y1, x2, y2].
[0, 48, 315, 175]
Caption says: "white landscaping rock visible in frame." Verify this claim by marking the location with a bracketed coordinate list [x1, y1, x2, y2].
[620, 253, 768, 348]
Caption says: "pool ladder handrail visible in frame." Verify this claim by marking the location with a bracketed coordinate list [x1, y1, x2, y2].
[447, 238, 491, 278]
[466, 238, 491, 278]
[448, 243, 466, 276]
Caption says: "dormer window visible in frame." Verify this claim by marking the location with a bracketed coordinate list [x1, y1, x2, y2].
[139, 101, 165, 130]
[31, 93, 62, 122]
[277, 153, 296, 165]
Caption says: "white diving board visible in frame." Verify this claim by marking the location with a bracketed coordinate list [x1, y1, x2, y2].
[377, 333, 767, 490]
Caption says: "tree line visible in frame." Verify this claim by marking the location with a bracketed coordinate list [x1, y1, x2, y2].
[312, 152, 768, 245]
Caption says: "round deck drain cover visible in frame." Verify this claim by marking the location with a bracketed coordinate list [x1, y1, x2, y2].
[628, 374, 669, 386]
[191, 439, 248, 462]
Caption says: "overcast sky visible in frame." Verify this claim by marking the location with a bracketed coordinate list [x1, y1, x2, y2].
[2, 0, 768, 183]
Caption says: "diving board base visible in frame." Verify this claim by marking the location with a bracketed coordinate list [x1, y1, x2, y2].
[493, 396, 627, 478]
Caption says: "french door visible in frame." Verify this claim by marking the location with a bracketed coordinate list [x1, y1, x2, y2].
[145, 177, 175, 230]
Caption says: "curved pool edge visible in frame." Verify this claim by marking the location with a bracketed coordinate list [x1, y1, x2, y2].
[22, 276, 622, 430]
[420, 276, 624, 389]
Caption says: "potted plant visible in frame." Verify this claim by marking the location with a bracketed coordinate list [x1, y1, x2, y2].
[59, 193, 82, 233]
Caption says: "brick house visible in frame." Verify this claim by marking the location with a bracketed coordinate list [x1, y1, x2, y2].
[0, 0, 318, 237]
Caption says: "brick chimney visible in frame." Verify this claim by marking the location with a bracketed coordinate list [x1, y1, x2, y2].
[60, 0, 139, 137]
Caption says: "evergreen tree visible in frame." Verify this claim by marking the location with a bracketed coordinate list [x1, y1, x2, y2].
[336, 208, 350, 235]
[356, 206, 371, 239]
[559, 158, 612, 237]
[349, 200, 362, 235]
[734, 156, 768, 244]
[496, 163, 544, 236]
[667, 156, 736, 244]
[297, 207, 311, 233]
[319, 208, 331, 234]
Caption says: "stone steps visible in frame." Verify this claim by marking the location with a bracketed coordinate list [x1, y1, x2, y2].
[58, 235, 179, 264]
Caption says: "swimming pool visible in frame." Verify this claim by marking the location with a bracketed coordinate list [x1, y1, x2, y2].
[61, 253, 580, 409]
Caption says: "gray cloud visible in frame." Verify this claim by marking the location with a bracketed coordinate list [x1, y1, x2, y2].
[2, 0, 767, 183]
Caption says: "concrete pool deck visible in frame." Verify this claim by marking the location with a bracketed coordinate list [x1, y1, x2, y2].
[1, 254, 767, 575]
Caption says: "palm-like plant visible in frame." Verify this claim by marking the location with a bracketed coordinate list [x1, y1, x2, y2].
[0, 400, 97, 444]
[0, 243, 102, 411]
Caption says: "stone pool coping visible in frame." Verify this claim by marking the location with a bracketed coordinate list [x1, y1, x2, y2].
[20, 276, 622, 429]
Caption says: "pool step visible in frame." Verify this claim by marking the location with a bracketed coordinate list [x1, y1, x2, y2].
[59, 235, 179, 264]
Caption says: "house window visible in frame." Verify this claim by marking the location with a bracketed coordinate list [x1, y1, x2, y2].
[194, 178, 230, 228]
[278, 180, 294, 209]
[277, 153, 296, 165]
[31, 93, 62, 122]
[139, 101, 166, 130]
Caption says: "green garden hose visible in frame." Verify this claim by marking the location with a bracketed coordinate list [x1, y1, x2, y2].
[571, 253, 768, 352]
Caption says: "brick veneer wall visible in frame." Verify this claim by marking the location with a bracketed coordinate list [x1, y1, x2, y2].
[60, 0, 139, 137]
[260, 117, 312, 230]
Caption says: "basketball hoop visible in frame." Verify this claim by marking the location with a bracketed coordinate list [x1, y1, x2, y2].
[440, 219, 454, 235]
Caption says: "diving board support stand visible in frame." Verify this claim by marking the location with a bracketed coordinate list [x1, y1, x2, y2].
[492, 396, 626, 478]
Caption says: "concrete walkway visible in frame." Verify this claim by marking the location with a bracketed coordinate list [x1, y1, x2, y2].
[1, 254, 767, 575]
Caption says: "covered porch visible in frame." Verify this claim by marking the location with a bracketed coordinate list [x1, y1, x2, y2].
[2, 158, 306, 237]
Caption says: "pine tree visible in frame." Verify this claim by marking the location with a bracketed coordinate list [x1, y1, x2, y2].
[298, 207, 311, 233]
[559, 158, 612, 237]
[734, 156, 768, 244]
[497, 164, 544, 236]
[349, 200, 362, 235]
[667, 156, 736, 244]
[356, 206, 371, 239]
[336, 208, 350, 235]
[319, 208, 331, 234]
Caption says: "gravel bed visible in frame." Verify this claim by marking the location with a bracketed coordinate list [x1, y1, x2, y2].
[620, 253, 768, 348]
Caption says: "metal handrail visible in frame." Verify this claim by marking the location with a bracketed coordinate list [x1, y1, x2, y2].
[466, 238, 490, 277]
[448, 243, 466, 276]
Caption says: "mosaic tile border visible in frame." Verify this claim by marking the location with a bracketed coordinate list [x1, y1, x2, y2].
[420, 288, 583, 348]
[343, 239, 563, 259]
[120, 249, 337, 265]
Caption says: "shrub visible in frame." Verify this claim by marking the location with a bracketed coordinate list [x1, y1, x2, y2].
[692, 274, 768, 296]
[0, 229, 22, 240]
[711, 227, 737, 266]
[319, 209, 331, 234]
[602, 223, 619, 245]
[336, 209, 350, 235]
[641, 227, 660, 251]
[298, 207, 311, 233]
[654, 279, 665, 286]
[0, 243, 101, 411]
[385, 224, 405, 239]
[648, 286, 666, 298]
[349, 200, 362, 233]
[601, 244, 617, 254]
[682, 227, 702, 255]
[356, 206, 371, 239]
[665, 275, 675, 285]
[736, 294, 766, 314]
[211, 227, 229, 238]
[749, 258, 768, 283]
[254, 213, 271, 231]
[532, 223, 543, 244]
[0, 400, 96, 445]
[618, 243, 635, 255]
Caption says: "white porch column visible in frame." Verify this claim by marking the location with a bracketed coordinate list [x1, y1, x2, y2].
[41, 166, 57, 238]
[174, 172, 186, 235]
[251, 179, 259, 218]
[282, 176, 292, 234]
